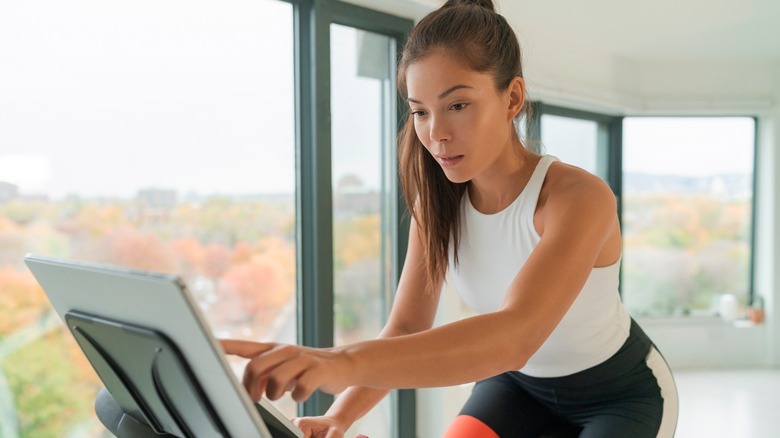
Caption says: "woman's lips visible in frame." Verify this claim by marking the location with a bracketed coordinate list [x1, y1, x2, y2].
[437, 155, 464, 168]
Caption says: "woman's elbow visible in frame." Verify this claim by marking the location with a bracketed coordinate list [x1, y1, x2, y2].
[488, 342, 532, 374]
[503, 348, 531, 372]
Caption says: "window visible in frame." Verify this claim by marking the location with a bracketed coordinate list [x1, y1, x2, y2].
[535, 106, 757, 319]
[0, 0, 296, 434]
[537, 105, 620, 184]
[622, 117, 756, 317]
[541, 115, 605, 178]
[1, 0, 414, 436]
[330, 23, 396, 434]
[331, 24, 393, 348]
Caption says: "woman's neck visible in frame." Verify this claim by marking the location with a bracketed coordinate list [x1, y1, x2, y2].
[468, 142, 539, 214]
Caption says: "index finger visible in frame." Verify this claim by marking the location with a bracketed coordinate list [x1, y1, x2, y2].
[219, 339, 276, 358]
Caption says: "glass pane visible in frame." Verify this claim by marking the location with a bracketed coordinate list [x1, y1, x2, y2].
[0, 0, 296, 434]
[330, 24, 394, 437]
[622, 117, 755, 317]
[541, 114, 605, 178]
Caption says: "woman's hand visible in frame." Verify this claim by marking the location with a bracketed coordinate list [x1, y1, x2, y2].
[220, 339, 356, 402]
[291, 415, 349, 438]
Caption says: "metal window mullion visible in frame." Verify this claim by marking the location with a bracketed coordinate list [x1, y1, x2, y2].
[328, 0, 412, 38]
[295, 0, 335, 417]
[607, 117, 624, 206]
[297, 0, 417, 429]
[608, 117, 624, 297]
[325, 2, 417, 436]
[389, 32, 415, 438]
[526, 101, 543, 153]
[749, 116, 759, 305]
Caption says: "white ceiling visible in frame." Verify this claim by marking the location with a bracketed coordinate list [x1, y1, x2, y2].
[498, 0, 780, 62]
[398, 0, 780, 62]
[350, 0, 780, 109]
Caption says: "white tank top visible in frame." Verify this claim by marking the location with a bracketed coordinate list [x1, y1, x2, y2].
[448, 155, 630, 377]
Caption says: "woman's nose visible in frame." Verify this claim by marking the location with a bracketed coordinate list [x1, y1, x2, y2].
[429, 116, 451, 143]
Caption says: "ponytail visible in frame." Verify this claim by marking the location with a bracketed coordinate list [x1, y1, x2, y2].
[397, 0, 524, 293]
[441, 0, 496, 12]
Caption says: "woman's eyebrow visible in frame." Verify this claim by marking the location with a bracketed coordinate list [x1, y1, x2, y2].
[407, 84, 473, 104]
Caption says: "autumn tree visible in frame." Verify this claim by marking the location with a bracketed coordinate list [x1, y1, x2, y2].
[0, 267, 48, 333]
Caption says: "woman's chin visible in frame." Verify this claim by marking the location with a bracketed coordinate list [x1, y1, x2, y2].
[441, 170, 470, 184]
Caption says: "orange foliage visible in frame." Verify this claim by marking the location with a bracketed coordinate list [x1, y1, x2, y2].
[105, 229, 177, 273]
[170, 236, 206, 276]
[220, 257, 292, 325]
[254, 236, 296, 278]
[337, 216, 380, 266]
[0, 267, 49, 333]
[231, 241, 255, 265]
[212, 237, 296, 326]
[72, 204, 132, 238]
[203, 244, 232, 278]
[0, 216, 20, 233]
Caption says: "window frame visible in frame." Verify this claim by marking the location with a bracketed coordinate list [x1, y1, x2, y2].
[286, 0, 414, 434]
[532, 103, 624, 204]
[0, 0, 414, 434]
[618, 114, 759, 311]
[534, 103, 759, 311]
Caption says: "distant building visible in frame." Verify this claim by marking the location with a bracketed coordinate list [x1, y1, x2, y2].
[334, 191, 380, 218]
[334, 174, 380, 218]
[0, 181, 19, 203]
[137, 188, 178, 210]
[623, 173, 752, 198]
[135, 188, 178, 225]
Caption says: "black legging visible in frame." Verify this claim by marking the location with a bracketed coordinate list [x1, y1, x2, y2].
[448, 320, 678, 437]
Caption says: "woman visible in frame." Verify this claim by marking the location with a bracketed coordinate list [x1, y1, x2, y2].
[222, 1, 678, 436]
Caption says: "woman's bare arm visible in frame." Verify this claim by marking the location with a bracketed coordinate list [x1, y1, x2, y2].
[224, 218, 443, 428]
[224, 167, 620, 400]
[316, 221, 442, 427]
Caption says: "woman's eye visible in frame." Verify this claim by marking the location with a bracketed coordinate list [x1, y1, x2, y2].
[451, 103, 468, 111]
[411, 110, 426, 117]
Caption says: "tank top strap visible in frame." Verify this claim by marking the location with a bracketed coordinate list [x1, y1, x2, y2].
[521, 155, 558, 208]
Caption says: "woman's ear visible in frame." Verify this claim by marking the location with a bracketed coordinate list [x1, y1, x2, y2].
[506, 76, 526, 122]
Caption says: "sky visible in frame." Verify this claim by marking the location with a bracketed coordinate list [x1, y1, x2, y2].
[0, 0, 754, 199]
[622, 117, 755, 177]
[0, 0, 387, 199]
[0, 0, 289, 197]
[541, 115, 755, 178]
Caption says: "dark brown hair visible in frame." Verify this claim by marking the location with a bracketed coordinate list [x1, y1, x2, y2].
[397, 0, 525, 293]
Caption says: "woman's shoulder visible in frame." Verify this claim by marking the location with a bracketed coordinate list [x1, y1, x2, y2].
[543, 159, 616, 211]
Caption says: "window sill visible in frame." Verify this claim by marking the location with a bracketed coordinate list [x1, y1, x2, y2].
[636, 315, 769, 368]
[636, 315, 767, 329]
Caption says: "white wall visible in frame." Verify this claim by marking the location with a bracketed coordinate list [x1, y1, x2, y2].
[762, 66, 780, 366]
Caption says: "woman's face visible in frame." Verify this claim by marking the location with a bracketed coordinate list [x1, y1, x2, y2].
[405, 51, 520, 184]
